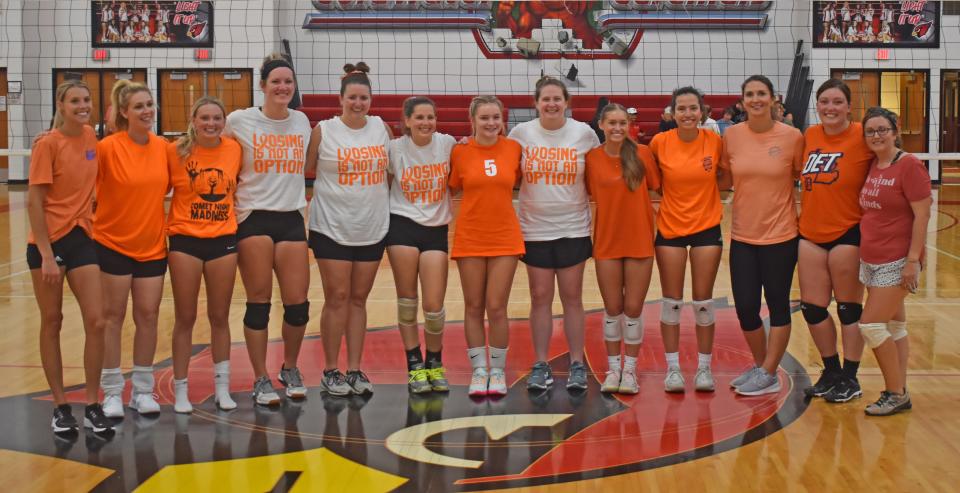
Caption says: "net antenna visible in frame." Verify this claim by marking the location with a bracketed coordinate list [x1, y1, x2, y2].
[281, 38, 302, 109]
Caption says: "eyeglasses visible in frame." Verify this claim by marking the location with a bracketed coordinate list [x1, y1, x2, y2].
[864, 127, 893, 137]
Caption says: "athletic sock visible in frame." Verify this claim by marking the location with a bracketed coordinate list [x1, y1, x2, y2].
[697, 352, 712, 369]
[623, 356, 638, 374]
[842, 358, 860, 380]
[665, 352, 680, 368]
[405, 345, 424, 371]
[425, 349, 443, 369]
[488, 346, 508, 370]
[131, 365, 155, 395]
[100, 367, 124, 396]
[213, 361, 236, 408]
[608, 355, 621, 372]
[823, 354, 842, 373]
[467, 347, 487, 370]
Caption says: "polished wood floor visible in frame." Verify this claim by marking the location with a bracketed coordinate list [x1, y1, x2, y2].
[1, 184, 959, 492]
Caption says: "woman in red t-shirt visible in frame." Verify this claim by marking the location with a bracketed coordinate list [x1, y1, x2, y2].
[857, 107, 931, 416]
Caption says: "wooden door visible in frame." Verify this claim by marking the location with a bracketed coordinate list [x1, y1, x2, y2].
[208, 70, 253, 117]
[159, 70, 204, 137]
[0, 68, 7, 169]
[941, 71, 960, 156]
[898, 71, 927, 153]
[832, 70, 879, 124]
[55, 70, 103, 134]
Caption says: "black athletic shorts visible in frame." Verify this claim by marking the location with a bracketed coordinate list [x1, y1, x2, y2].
[95, 241, 167, 278]
[655, 224, 724, 248]
[169, 234, 238, 262]
[801, 223, 861, 251]
[384, 214, 448, 253]
[237, 210, 307, 243]
[309, 231, 386, 262]
[521, 236, 592, 269]
[26, 226, 98, 272]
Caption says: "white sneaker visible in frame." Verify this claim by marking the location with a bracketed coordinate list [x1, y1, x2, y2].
[102, 394, 124, 418]
[618, 370, 639, 394]
[695, 366, 715, 392]
[468, 368, 489, 396]
[664, 366, 685, 393]
[130, 392, 161, 415]
[601, 370, 621, 393]
[488, 368, 507, 396]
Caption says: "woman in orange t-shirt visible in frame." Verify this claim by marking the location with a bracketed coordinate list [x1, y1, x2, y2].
[448, 96, 523, 397]
[585, 103, 661, 395]
[27, 80, 112, 433]
[167, 97, 242, 413]
[798, 79, 873, 403]
[94, 79, 170, 418]
[649, 87, 725, 394]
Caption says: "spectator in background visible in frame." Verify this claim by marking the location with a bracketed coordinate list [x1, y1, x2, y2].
[732, 100, 747, 123]
[700, 104, 720, 134]
[658, 106, 677, 133]
[627, 107, 645, 142]
[717, 107, 735, 134]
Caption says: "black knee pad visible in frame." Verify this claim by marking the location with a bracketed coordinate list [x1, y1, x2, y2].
[800, 301, 830, 325]
[283, 301, 310, 326]
[244, 302, 271, 330]
[836, 302, 863, 326]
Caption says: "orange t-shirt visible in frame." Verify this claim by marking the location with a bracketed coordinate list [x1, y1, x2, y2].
[27, 126, 98, 244]
[649, 129, 724, 239]
[448, 137, 525, 259]
[721, 122, 805, 245]
[585, 144, 661, 259]
[799, 123, 873, 243]
[166, 138, 242, 238]
[93, 132, 170, 261]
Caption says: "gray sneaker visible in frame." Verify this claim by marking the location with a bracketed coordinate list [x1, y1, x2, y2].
[695, 366, 715, 392]
[735, 368, 780, 396]
[566, 361, 588, 390]
[346, 370, 374, 395]
[319, 369, 352, 396]
[278, 366, 307, 399]
[527, 361, 554, 390]
[664, 366, 685, 393]
[252, 376, 281, 406]
[730, 366, 760, 389]
[865, 390, 912, 416]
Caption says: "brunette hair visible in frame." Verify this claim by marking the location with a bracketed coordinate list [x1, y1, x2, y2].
[670, 86, 704, 113]
[862, 106, 902, 147]
[741, 74, 775, 95]
[815, 78, 852, 104]
[341, 61, 372, 96]
[534, 76, 570, 102]
[600, 103, 645, 191]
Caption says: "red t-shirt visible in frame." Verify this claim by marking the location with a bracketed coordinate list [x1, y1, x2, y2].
[858, 153, 931, 264]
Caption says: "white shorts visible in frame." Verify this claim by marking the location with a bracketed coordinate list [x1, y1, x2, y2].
[859, 258, 907, 288]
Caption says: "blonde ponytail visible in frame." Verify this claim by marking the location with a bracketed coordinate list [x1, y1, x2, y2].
[111, 79, 150, 130]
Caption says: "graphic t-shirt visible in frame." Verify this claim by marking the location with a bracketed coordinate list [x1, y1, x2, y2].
[308, 116, 391, 246]
[859, 154, 931, 264]
[388, 133, 456, 227]
[649, 128, 724, 239]
[166, 138, 242, 238]
[28, 126, 98, 244]
[509, 119, 600, 241]
[224, 107, 311, 223]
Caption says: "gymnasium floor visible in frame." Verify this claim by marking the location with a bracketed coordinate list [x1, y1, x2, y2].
[0, 184, 958, 492]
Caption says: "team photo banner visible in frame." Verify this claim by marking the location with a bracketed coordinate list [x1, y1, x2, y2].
[812, 1, 939, 48]
[92, 1, 214, 48]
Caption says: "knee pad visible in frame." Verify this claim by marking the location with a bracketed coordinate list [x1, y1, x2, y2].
[660, 298, 683, 325]
[603, 312, 622, 342]
[800, 301, 830, 325]
[397, 297, 418, 326]
[623, 316, 644, 345]
[888, 320, 907, 341]
[243, 302, 271, 330]
[836, 302, 863, 326]
[283, 301, 310, 326]
[859, 322, 890, 348]
[692, 299, 715, 326]
[424, 308, 445, 335]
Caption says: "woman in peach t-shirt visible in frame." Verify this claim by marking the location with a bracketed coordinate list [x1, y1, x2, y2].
[721, 75, 804, 397]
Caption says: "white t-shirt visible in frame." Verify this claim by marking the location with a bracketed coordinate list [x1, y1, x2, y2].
[309, 116, 391, 245]
[225, 107, 311, 223]
[508, 118, 599, 241]
[388, 133, 456, 227]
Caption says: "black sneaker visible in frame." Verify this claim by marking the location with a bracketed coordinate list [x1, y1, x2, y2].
[804, 369, 841, 398]
[824, 376, 863, 403]
[84, 404, 115, 433]
[52, 405, 79, 433]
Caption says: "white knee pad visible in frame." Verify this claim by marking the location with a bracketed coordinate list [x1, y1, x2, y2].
[623, 316, 644, 345]
[860, 322, 891, 349]
[397, 297, 418, 326]
[660, 298, 683, 325]
[424, 308, 446, 335]
[692, 299, 715, 326]
[603, 312, 623, 342]
[888, 320, 908, 341]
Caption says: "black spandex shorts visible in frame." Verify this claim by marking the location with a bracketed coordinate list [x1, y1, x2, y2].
[801, 223, 861, 251]
[26, 226, 98, 272]
[237, 210, 307, 243]
[384, 214, 448, 253]
[521, 236, 592, 269]
[95, 242, 167, 278]
[309, 231, 386, 262]
[655, 224, 723, 248]
[169, 234, 238, 262]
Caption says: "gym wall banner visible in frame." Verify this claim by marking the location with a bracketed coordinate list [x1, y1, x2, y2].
[813, 1, 939, 48]
[92, 1, 214, 48]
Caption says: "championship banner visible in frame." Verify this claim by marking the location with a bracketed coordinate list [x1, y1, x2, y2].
[92, 1, 214, 48]
[812, 0, 939, 48]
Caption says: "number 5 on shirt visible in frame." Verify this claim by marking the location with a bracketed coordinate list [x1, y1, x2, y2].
[484, 159, 498, 177]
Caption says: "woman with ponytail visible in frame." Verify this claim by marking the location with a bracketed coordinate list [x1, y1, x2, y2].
[95, 79, 170, 418]
[166, 97, 242, 413]
[585, 103, 661, 394]
[28, 80, 112, 433]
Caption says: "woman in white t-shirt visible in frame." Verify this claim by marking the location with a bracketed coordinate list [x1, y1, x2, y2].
[385, 96, 456, 394]
[305, 62, 393, 397]
[508, 76, 600, 392]
[223, 54, 312, 407]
